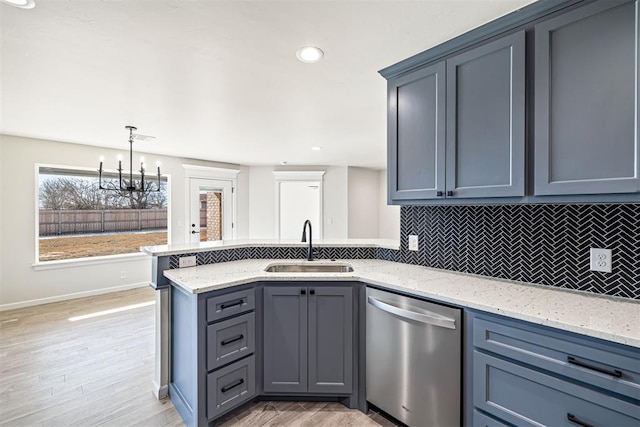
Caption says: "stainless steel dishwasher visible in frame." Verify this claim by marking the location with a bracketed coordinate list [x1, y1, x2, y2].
[366, 287, 461, 427]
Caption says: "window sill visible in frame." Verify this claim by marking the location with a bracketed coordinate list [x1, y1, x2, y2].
[33, 252, 150, 271]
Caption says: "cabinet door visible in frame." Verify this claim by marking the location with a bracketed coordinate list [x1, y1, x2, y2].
[446, 31, 525, 198]
[534, 0, 640, 195]
[307, 286, 353, 394]
[263, 286, 308, 393]
[388, 62, 446, 202]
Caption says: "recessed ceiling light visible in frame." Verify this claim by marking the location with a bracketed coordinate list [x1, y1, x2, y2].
[296, 46, 324, 63]
[311, 146, 323, 151]
[1, 0, 35, 9]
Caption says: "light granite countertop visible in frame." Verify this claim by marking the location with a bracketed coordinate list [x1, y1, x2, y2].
[163, 259, 640, 348]
[142, 239, 400, 256]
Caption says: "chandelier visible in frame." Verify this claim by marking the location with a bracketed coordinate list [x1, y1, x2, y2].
[98, 125, 161, 193]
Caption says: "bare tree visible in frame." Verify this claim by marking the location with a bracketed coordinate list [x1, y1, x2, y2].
[39, 177, 167, 210]
[39, 179, 68, 209]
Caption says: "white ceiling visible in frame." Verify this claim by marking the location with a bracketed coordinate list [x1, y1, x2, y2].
[1, 0, 535, 169]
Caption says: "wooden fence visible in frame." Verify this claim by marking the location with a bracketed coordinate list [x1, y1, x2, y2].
[39, 209, 168, 236]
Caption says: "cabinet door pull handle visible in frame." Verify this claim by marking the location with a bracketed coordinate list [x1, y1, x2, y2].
[567, 413, 594, 427]
[220, 334, 244, 346]
[300, 289, 306, 295]
[221, 378, 244, 393]
[567, 356, 622, 378]
[436, 191, 444, 197]
[446, 190, 454, 197]
[310, 289, 315, 295]
[220, 299, 244, 310]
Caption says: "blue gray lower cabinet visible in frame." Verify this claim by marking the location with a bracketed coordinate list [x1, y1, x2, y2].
[169, 281, 363, 427]
[263, 284, 354, 395]
[468, 310, 640, 427]
[169, 284, 257, 427]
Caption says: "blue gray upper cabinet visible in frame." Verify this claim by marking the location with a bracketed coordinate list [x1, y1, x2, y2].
[534, 0, 640, 196]
[387, 62, 446, 201]
[387, 31, 525, 203]
[446, 31, 525, 198]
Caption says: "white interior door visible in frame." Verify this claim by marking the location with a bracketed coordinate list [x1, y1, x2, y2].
[189, 178, 233, 243]
[279, 181, 321, 240]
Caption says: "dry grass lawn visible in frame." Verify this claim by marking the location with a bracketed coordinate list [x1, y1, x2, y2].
[39, 231, 168, 261]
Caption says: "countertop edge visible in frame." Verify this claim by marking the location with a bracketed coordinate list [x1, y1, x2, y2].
[142, 239, 400, 256]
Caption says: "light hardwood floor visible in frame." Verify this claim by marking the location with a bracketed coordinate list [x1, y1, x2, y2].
[0, 287, 396, 427]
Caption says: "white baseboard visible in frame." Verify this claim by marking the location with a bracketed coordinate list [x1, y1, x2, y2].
[0, 282, 150, 312]
[152, 381, 169, 400]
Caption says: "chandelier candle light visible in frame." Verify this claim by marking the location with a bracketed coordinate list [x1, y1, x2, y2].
[98, 125, 161, 193]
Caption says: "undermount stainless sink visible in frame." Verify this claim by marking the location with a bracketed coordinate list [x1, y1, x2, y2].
[264, 263, 354, 273]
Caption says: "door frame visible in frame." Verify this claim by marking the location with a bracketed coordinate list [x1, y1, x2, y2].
[183, 165, 240, 243]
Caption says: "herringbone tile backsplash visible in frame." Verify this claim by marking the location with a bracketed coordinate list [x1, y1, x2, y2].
[168, 246, 376, 269]
[393, 204, 640, 299]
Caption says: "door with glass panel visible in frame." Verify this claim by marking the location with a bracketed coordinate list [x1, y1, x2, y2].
[188, 178, 233, 243]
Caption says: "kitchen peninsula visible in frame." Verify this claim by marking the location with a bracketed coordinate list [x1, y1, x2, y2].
[143, 240, 640, 427]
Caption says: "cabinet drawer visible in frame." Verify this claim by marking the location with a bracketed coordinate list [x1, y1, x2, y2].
[206, 355, 255, 420]
[473, 316, 640, 400]
[473, 410, 510, 427]
[474, 351, 640, 427]
[207, 312, 255, 371]
[206, 287, 255, 323]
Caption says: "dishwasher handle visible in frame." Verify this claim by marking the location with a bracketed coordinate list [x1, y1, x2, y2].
[367, 296, 456, 330]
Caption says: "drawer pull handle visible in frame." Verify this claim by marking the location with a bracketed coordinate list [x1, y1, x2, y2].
[221, 334, 244, 346]
[220, 299, 244, 310]
[567, 356, 622, 378]
[221, 378, 244, 393]
[567, 413, 594, 427]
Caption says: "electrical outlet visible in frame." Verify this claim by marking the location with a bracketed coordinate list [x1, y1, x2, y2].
[408, 235, 419, 251]
[120, 271, 127, 279]
[179, 256, 197, 268]
[590, 248, 612, 273]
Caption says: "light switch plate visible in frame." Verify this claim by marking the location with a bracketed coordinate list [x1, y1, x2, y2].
[179, 256, 197, 268]
[590, 248, 612, 273]
[408, 235, 419, 251]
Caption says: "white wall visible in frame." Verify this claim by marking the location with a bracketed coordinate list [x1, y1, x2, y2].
[0, 141, 4, 291]
[0, 135, 247, 308]
[248, 166, 276, 239]
[322, 166, 349, 239]
[347, 167, 379, 238]
[378, 169, 401, 240]
[248, 166, 349, 239]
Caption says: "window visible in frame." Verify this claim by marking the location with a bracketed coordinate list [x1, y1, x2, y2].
[37, 166, 168, 262]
